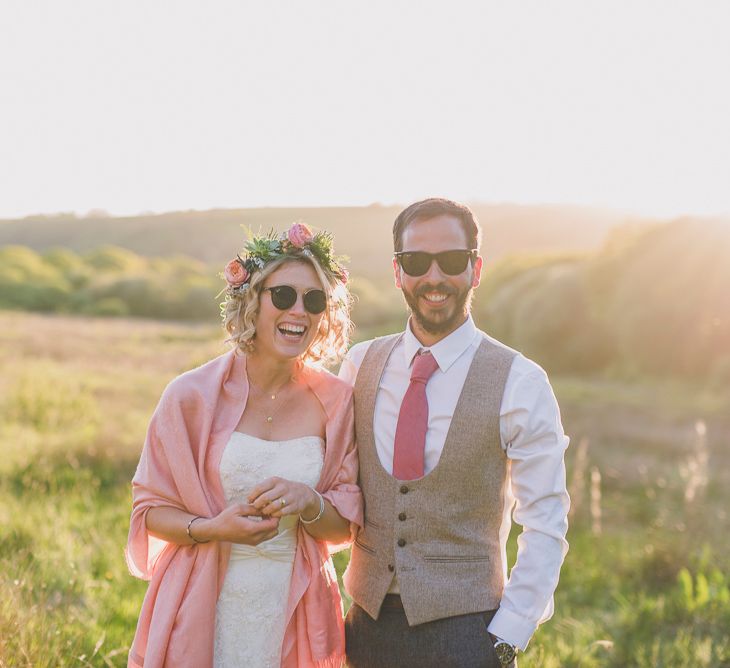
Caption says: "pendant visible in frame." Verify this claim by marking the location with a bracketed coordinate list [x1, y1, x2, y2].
[266, 416, 273, 423]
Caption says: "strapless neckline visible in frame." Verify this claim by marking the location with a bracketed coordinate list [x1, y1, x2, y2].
[229, 432, 324, 445]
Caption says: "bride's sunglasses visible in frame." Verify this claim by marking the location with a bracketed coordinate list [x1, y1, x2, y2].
[263, 285, 327, 314]
[394, 249, 477, 277]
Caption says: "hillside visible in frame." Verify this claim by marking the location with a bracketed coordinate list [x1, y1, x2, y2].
[476, 217, 730, 378]
[2, 208, 728, 380]
[0, 203, 631, 280]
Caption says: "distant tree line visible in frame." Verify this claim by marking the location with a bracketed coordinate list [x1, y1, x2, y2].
[0, 245, 219, 320]
[1, 217, 728, 380]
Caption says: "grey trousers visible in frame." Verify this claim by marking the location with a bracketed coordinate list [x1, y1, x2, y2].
[345, 597, 517, 668]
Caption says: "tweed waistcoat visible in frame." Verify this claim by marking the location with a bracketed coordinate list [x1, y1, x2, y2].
[343, 332, 516, 626]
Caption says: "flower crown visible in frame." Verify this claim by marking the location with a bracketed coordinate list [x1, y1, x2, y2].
[223, 223, 349, 296]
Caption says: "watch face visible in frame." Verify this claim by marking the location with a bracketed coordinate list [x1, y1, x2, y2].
[494, 641, 516, 665]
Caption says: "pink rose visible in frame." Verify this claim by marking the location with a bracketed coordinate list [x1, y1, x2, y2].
[287, 223, 314, 248]
[224, 258, 249, 286]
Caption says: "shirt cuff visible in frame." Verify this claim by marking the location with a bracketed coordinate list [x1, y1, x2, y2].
[486, 606, 538, 651]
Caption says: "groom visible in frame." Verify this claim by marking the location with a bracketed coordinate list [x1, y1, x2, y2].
[339, 198, 570, 667]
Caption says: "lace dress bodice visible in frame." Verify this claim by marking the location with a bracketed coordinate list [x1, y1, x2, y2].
[214, 432, 324, 668]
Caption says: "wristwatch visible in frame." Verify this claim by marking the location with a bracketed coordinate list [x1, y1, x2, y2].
[492, 637, 517, 666]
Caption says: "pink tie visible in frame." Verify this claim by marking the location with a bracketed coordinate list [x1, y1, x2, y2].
[392, 351, 440, 480]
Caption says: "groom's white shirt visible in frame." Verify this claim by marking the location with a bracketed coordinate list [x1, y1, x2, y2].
[338, 316, 570, 650]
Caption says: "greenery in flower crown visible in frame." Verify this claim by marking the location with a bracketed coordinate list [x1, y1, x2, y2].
[222, 223, 348, 296]
[243, 232, 283, 266]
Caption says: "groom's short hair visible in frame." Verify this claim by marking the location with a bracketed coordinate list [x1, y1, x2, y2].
[392, 198, 481, 252]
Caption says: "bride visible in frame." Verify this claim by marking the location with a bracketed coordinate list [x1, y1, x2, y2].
[126, 223, 362, 668]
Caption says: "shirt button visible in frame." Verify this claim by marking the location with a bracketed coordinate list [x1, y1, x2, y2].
[397, 538, 406, 547]
[400, 485, 409, 494]
[398, 513, 407, 521]
[387, 564, 395, 572]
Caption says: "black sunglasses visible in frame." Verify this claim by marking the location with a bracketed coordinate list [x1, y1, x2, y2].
[394, 249, 478, 277]
[263, 285, 327, 314]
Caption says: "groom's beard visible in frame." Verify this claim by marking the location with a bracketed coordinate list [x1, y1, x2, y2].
[402, 282, 473, 336]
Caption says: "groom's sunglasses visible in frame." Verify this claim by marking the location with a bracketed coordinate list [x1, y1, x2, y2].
[394, 249, 478, 277]
[263, 285, 327, 314]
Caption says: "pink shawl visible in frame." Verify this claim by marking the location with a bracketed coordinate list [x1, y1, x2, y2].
[125, 350, 363, 667]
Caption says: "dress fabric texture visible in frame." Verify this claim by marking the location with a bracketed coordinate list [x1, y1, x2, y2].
[214, 433, 325, 668]
[125, 350, 363, 668]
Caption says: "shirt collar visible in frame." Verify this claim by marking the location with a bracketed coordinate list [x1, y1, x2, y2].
[403, 315, 479, 373]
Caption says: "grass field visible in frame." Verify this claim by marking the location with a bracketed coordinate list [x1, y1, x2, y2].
[1, 312, 729, 667]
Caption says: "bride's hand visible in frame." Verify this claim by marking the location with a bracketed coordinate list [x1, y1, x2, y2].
[248, 477, 320, 520]
[205, 502, 280, 545]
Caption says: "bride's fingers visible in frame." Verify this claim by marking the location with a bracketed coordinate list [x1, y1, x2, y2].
[250, 486, 287, 512]
[230, 515, 279, 544]
[261, 493, 294, 517]
[233, 503, 262, 517]
[264, 484, 310, 517]
[247, 477, 282, 506]
[254, 516, 279, 531]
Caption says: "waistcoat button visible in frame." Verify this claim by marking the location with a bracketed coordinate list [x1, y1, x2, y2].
[400, 485, 409, 494]
[398, 512, 407, 521]
[387, 564, 395, 572]
[397, 538, 406, 547]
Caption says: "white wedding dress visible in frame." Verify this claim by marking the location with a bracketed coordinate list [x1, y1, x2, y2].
[214, 432, 325, 668]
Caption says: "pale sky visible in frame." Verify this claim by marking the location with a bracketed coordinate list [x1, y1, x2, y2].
[1, 0, 729, 219]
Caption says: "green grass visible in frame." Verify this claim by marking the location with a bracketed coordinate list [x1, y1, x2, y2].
[1, 312, 729, 666]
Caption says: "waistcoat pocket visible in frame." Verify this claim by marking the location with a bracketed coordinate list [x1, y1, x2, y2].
[354, 537, 377, 555]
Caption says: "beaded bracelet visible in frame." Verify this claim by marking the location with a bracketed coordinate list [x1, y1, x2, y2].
[300, 490, 325, 524]
[186, 516, 210, 543]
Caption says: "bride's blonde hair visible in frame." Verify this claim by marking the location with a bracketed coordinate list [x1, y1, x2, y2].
[221, 253, 352, 368]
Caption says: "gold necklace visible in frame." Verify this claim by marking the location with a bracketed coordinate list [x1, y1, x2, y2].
[248, 377, 294, 424]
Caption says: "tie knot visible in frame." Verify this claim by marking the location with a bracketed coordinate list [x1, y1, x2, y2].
[410, 351, 439, 384]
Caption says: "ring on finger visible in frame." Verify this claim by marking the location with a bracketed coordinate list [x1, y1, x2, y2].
[280, 498, 286, 507]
